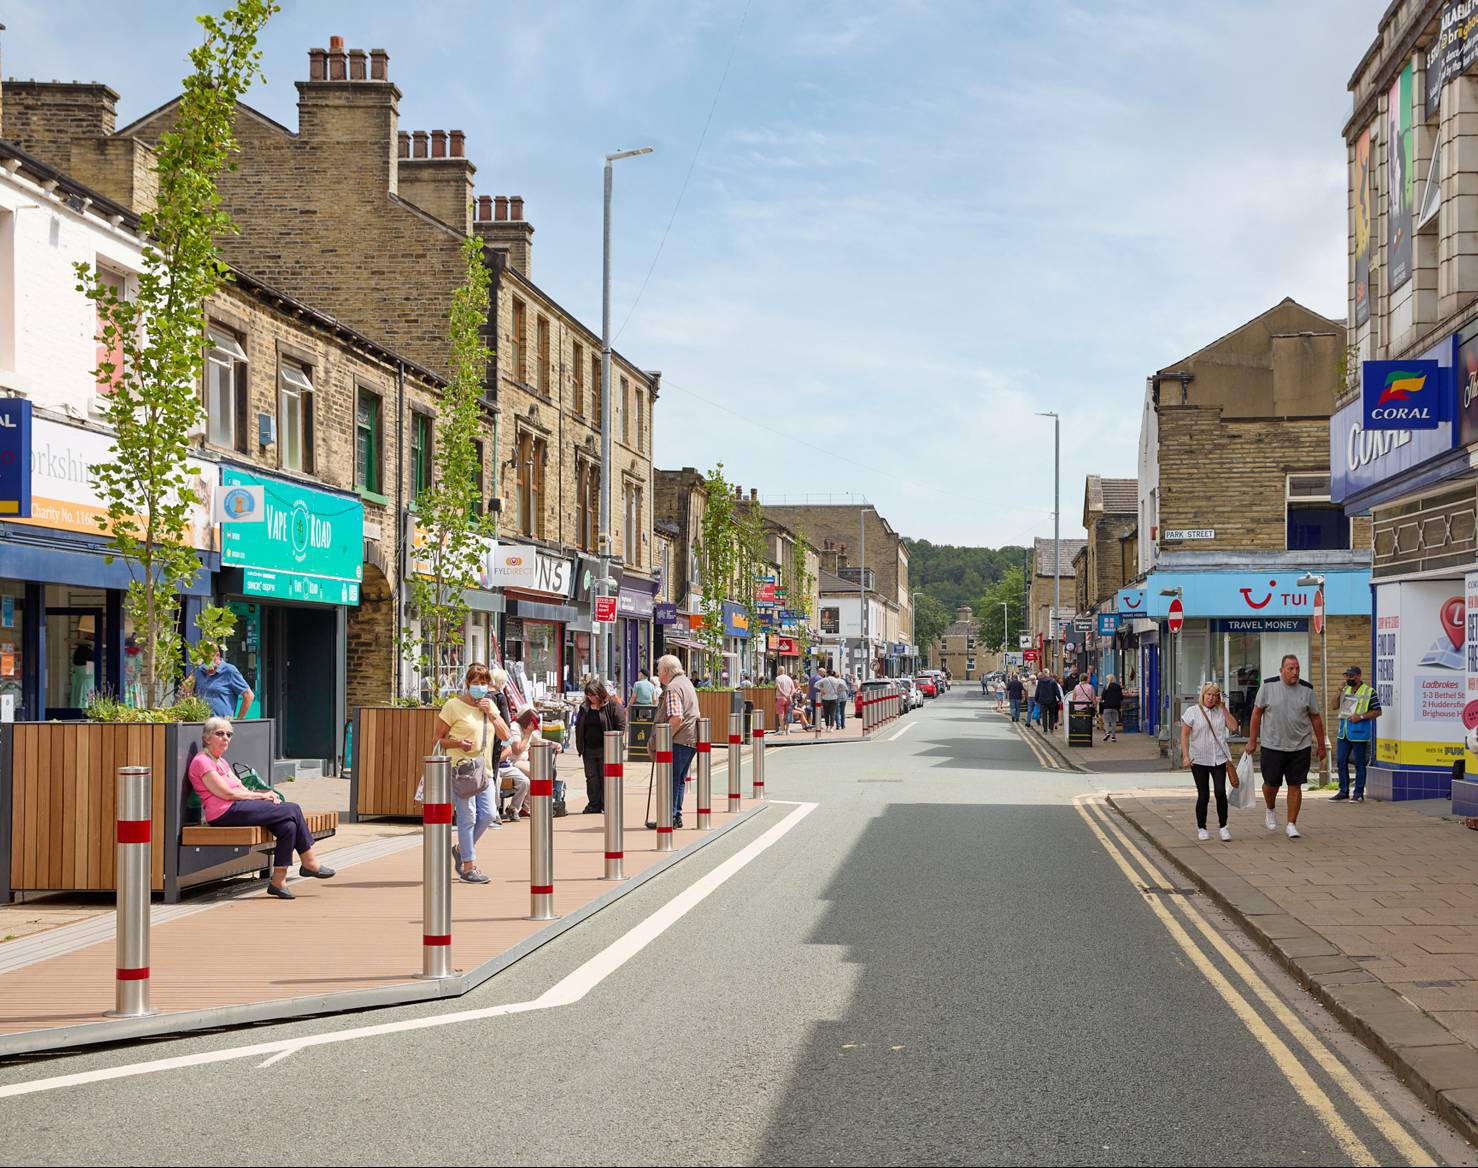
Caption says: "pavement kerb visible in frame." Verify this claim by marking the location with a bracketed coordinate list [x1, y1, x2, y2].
[1105, 792, 1478, 1147]
[1021, 723, 1087, 773]
[0, 802, 776, 1060]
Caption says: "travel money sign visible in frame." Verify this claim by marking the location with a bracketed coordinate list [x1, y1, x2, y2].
[1363, 360, 1445, 430]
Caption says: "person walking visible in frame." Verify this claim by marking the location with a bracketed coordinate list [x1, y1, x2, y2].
[775, 667, 796, 734]
[1179, 681, 1240, 842]
[835, 670, 849, 730]
[818, 670, 842, 730]
[1100, 674, 1124, 741]
[1006, 674, 1026, 722]
[656, 655, 699, 828]
[631, 668, 658, 707]
[1332, 665, 1381, 803]
[1246, 654, 1327, 839]
[575, 679, 626, 814]
[1035, 671, 1063, 734]
[432, 663, 511, 884]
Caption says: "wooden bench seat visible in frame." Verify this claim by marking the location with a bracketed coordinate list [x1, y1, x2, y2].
[181, 810, 339, 847]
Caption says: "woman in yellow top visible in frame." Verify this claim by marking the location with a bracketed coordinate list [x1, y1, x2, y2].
[433, 663, 511, 883]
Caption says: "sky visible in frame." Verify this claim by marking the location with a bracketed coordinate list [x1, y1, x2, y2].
[3, 0, 1387, 548]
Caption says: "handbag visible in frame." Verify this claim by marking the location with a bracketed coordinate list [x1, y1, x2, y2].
[452, 708, 491, 800]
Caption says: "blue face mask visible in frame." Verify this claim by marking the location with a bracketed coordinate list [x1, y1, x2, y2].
[468, 684, 488, 700]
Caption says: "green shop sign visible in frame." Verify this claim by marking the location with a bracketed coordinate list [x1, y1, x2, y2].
[219, 468, 363, 605]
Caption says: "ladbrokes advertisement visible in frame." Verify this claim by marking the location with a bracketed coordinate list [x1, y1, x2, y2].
[1374, 580, 1466, 767]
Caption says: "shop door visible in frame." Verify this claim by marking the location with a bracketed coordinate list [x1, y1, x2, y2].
[277, 607, 337, 763]
[45, 606, 104, 718]
[224, 601, 263, 720]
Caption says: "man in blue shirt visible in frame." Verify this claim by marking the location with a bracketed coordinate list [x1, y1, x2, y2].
[1332, 664, 1381, 803]
[191, 651, 254, 720]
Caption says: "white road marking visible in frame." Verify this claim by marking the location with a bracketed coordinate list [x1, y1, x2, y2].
[0, 801, 818, 1102]
[254, 1046, 300, 1069]
[882, 722, 917, 742]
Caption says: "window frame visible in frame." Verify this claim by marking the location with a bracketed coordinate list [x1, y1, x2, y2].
[205, 327, 248, 453]
[511, 297, 526, 384]
[572, 342, 584, 417]
[278, 360, 315, 473]
[1285, 473, 1348, 551]
[355, 386, 385, 500]
[536, 315, 550, 396]
[592, 354, 603, 428]
[410, 409, 434, 504]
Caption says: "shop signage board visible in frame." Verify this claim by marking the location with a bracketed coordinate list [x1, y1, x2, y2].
[1374, 579, 1467, 768]
[754, 581, 777, 603]
[1162, 528, 1215, 541]
[1116, 588, 1147, 617]
[722, 601, 750, 639]
[1209, 618, 1309, 634]
[654, 602, 678, 625]
[493, 545, 574, 597]
[1097, 613, 1121, 636]
[594, 595, 617, 623]
[0, 399, 33, 518]
[1142, 571, 1369, 618]
[1363, 360, 1445, 430]
[1023, 649, 1039, 662]
[618, 586, 656, 618]
[220, 468, 363, 604]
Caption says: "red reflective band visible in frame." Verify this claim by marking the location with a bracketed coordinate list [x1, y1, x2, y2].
[116, 967, 149, 981]
[655, 751, 673, 763]
[603, 764, 623, 777]
[728, 735, 742, 744]
[696, 743, 711, 753]
[754, 781, 765, 788]
[697, 808, 711, 814]
[604, 851, 624, 860]
[423, 935, 451, 946]
[423, 802, 453, 824]
[116, 820, 151, 844]
[531, 884, 554, 895]
[728, 793, 741, 801]
[530, 779, 554, 797]
[753, 729, 765, 739]
[656, 826, 673, 834]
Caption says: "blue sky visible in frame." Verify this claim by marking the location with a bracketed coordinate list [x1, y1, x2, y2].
[4, 0, 1384, 547]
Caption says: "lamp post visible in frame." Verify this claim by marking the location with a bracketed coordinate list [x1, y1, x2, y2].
[1297, 572, 1330, 783]
[1160, 585, 1183, 765]
[1001, 601, 1009, 674]
[598, 145, 653, 685]
[1036, 412, 1060, 674]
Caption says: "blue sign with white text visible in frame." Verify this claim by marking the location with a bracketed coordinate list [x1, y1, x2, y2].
[0, 398, 32, 518]
[1097, 613, 1121, 636]
[1116, 588, 1147, 618]
[1363, 360, 1446, 430]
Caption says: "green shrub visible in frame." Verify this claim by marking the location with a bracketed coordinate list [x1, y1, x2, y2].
[84, 692, 214, 724]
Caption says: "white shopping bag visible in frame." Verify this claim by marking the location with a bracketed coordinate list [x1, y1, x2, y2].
[1231, 752, 1256, 809]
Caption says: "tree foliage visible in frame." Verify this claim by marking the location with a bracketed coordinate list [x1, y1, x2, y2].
[696, 464, 767, 668]
[975, 566, 1028, 653]
[76, 0, 277, 708]
[904, 539, 1030, 613]
[912, 593, 950, 662]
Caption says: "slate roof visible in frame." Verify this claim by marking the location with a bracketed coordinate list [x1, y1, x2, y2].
[1033, 537, 1086, 578]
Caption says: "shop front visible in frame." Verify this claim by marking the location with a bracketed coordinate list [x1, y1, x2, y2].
[217, 467, 362, 774]
[721, 601, 750, 685]
[617, 574, 658, 700]
[494, 545, 576, 701]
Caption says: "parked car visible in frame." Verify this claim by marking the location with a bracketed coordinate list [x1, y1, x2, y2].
[857, 677, 900, 718]
[901, 678, 924, 710]
[914, 675, 938, 698]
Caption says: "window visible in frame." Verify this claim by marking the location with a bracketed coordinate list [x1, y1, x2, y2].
[411, 411, 433, 502]
[592, 353, 603, 428]
[1286, 473, 1349, 551]
[353, 388, 383, 496]
[621, 376, 631, 445]
[95, 266, 128, 394]
[572, 342, 584, 416]
[576, 460, 598, 553]
[623, 482, 638, 565]
[510, 298, 526, 383]
[205, 329, 248, 451]
[515, 432, 546, 537]
[821, 607, 840, 634]
[536, 315, 550, 395]
[278, 361, 314, 472]
[532, 437, 546, 538]
[636, 388, 645, 453]
[471, 439, 484, 516]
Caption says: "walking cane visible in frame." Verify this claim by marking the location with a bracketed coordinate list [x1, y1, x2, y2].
[642, 749, 658, 830]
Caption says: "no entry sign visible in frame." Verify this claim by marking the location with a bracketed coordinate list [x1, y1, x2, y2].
[1167, 598, 1184, 633]
[1312, 589, 1325, 635]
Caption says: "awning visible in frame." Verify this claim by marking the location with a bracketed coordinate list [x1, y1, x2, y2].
[662, 634, 706, 651]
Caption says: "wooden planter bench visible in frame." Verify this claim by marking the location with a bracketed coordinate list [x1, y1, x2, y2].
[181, 810, 340, 848]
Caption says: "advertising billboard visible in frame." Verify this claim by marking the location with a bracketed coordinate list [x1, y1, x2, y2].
[1354, 125, 1374, 326]
[1374, 580, 1467, 768]
[1387, 64, 1415, 292]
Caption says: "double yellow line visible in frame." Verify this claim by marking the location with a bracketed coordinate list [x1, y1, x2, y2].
[1014, 720, 1064, 772]
[1072, 796, 1433, 1167]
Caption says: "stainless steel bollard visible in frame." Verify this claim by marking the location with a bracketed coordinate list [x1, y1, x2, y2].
[419, 755, 454, 980]
[696, 717, 713, 830]
[727, 712, 743, 811]
[528, 741, 559, 920]
[105, 766, 157, 1018]
[654, 722, 674, 851]
[602, 729, 625, 881]
[752, 709, 766, 799]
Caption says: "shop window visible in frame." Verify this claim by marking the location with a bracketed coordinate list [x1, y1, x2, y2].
[411, 411, 433, 503]
[206, 329, 248, 452]
[278, 361, 314, 472]
[572, 342, 584, 416]
[510, 298, 526, 383]
[95, 265, 129, 394]
[1286, 474, 1348, 550]
[536, 315, 550, 396]
[0, 579, 23, 720]
[577, 460, 599, 553]
[523, 620, 560, 688]
[623, 482, 641, 566]
[356, 388, 383, 497]
[821, 607, 840, 634]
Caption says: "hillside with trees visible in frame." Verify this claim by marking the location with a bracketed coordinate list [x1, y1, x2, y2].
[905, 540, 1029, 613]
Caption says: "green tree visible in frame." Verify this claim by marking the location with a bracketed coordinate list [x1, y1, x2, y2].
[781, 524, 817, 662]
[912, 593, 950, 664]
[976, 566, 1028, 654]
[695, 465, 767, 675]
[76, 0, 277, 709]
[400, 234, 494, 699]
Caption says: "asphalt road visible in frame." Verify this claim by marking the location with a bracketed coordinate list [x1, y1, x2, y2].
[0, 689, 1468, 1166]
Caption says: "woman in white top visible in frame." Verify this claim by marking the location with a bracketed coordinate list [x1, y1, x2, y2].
[1179, 680, 1240, 842]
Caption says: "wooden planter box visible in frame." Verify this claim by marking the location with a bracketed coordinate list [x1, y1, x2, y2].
[349, 706, 442, 821]
[696, 690, 738, 735]
[0, 719, 278, 903]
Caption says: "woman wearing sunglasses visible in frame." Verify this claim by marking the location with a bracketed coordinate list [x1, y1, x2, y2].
[186, 715, 335, 899]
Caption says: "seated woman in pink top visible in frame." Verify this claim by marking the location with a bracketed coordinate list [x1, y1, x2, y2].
[187, 716, 334, 900]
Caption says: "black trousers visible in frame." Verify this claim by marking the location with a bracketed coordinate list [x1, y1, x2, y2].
[213, 799, 312, 867]
[1191, 764, 1229, 829]
[583, 752, 604, 811]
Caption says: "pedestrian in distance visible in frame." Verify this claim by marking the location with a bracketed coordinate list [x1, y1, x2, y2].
[775, 667, 796, 734]
[1035, 671, 1063, 734]
[835, 669, 849, 729]
[656, 655, 700, 828]
[1100, 674, 1124, 741]
[1006, 674, 1026, 722]
[432, 663, 511, 884]
[631, 667, 658, 707]
[1179, 681, 1240, 842]
[1333, 665, 1381, 803]
[574, 679, 625, 814]
[501, 706, 553, 821]
[1069, 672, 1096, 720]
[1246, 654, 1326, 839]
[185, 648, 255, 720]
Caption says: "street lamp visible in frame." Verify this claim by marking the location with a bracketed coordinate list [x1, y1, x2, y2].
[597, 145, 653, 687]
[1297, 572, 1329, 783]
[1160, 585, 1182, 764]
[1001, 601, 1009, 674]
[1036, 411, 1060, 675]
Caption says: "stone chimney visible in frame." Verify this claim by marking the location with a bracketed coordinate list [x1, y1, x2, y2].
[396, 125, 476, 234]
[297, 36, 401, 196]
[473, 192, 534, 277]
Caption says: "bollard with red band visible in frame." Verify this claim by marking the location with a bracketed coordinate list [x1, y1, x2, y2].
[696, 717, 713, 830]
[654, 722, 674, 851]
[418, 755, 454, 980]
[727, 712, 743, 811]
[602, 729, 625, 881]
[105, 765, 157, 1018]
[752, 709, 766, 799]
[528, 740, 559, 920]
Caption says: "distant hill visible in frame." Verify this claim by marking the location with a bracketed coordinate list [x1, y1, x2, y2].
[904, 539, 1030, 613]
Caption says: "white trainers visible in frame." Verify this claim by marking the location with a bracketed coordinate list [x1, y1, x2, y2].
[1265, 810, 1277, 832]
[1197, 828, 1210, 841]
[1219, 826, 1232, 842]
[1286, 822, 1301, 839]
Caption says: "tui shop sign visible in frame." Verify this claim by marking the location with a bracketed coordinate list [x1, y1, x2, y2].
[219, 468, 363, 605]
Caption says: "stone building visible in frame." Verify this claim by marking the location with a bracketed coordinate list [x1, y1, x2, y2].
[936, 605, 982, 681]
[1076, 475, 1138, 679]
[1029, 536, 1083, 674]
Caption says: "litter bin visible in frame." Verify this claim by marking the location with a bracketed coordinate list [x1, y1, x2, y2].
[1068, 700, 1095, 748]
[627, 703, 657, 761]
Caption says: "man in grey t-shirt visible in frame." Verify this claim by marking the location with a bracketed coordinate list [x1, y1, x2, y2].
[1246, 654, 1326, 840]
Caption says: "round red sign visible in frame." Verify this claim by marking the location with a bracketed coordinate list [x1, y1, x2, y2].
[1312, 588, 1325, 635]
[1167, 597, 1184, 633]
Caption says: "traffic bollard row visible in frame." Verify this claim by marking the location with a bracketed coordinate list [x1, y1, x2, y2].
[419, 755, 454, 980]
[696, 717, 713, 830]
[752, 709, 766, 800]
[654, 722, 675, 851]
[528, 741, 558, 920]
[603, 729, 625, 881]
[106, 765, 157, 1018]
[728, 712, 743, 811]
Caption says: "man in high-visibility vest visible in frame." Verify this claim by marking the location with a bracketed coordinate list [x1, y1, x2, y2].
[1333, 665, 1381, 803]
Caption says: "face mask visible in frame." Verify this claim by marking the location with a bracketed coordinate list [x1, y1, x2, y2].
[468, 684, 488, 700]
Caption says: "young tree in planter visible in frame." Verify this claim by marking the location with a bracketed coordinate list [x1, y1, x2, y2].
[781, 523, 817, 663]
[696, 465, 768, 683]
[76, 0, 277, 710]
[400, 234, 494, 700]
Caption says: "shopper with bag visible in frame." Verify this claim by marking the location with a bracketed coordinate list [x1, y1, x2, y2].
[1179, 681, 1240, 842]
[432, 663, 511, 884]
[1100, 675, 1124, 741]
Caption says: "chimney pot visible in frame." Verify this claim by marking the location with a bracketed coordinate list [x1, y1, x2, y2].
[430, 130, 447, 158]
[397, 131, 410, 158]
[477, 195, 493, 221]
[449, 130, 465, 158]
[308, 48, 327, 81]
[329, 34, 345, 52]
[750, 488, 758, 501]
[369, 49, 389, 80]
[494, 195, 509, 221]
[412, 130, 429, 159]
[348, 48, 367, 80]
[509, 195, 525, 221]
